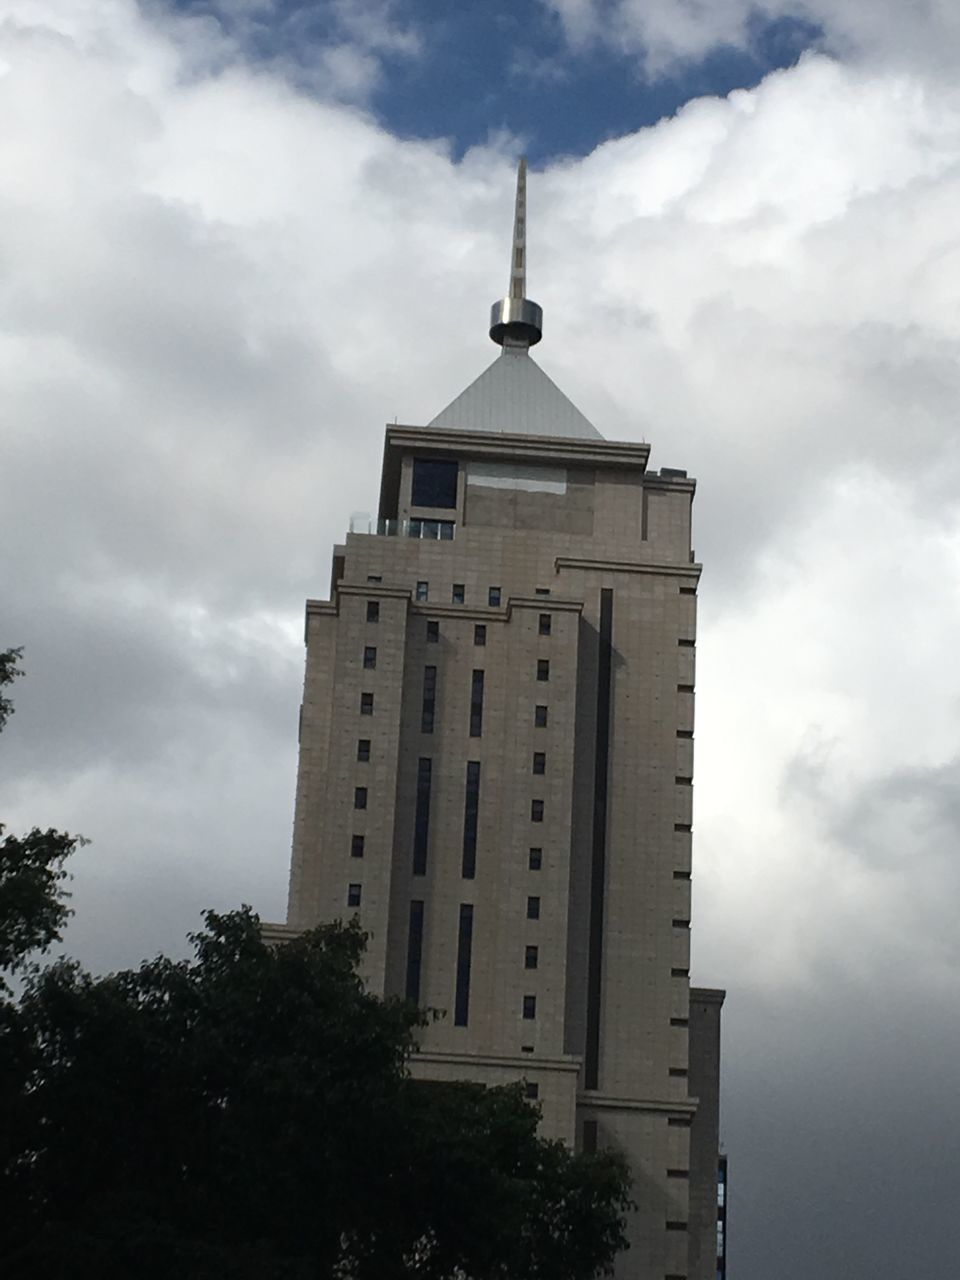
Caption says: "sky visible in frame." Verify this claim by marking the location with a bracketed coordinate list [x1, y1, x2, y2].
[2, 1, 960, 1276]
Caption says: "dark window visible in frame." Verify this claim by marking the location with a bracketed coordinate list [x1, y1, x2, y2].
[670, 1017, 689, 1027]
[405, 900, 424, 1003]
[527, 896, 540, 920]
[678, 637, 695, 647]
[537, 659, 550, 682]
[528, 847, 542, 870]
[525, 945, 538, 970]
[524, 1081, 539, 1099]
[674, 870, 692, 881]
[677, 728, 694, 739]
[539, 613, 552, 635]
[412, 458, 458, 509]
[474, 624, 486, 646]
[426, 620, 439, 643]
[522, 995, 537, 1020]
[675, 822, 692, 832]
[354, 787, 367, 810]
[469, 669, 484, 737]
[671, 967, 689, 978]
[416, 580, 429, 602]
[360, 691, 374, 715]
[665, 1220, 689, 1230]
[452, 583, 465, 604]
[678, 683, 695, 693]
[675, 775, 692, 786]
[347, 883, 362, 907]
[669, 1069, 689, 1079]
[583, 1119, 598, 1154]
[535, 704, 548, 727]
[413, 758, 432, 875]
[673, 918, 690, 929]
[363, 645, 377, 669]
[366, 574, 382, 583]
[531, 799, 544, 822]
[366, 601, 379, 622]
[454, 904, 474, 1026]
[357, 738, 370, 762]
[488, 586, 501, 607]
[668, 1116, 693, 1128]
[532, 751, 546, 775]
[351, 834, 365, 858]
[421, 665, 437, 734]
[462, 761, 481, 879]
[535, 587, 551, 596]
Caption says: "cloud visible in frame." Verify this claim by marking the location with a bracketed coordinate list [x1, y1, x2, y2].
[3, 4, 960, 1276]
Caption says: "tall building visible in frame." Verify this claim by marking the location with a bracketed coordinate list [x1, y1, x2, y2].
[270, 161, 724, 1280]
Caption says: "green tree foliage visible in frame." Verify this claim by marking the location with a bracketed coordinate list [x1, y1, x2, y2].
[0, 909, 631, 1279]
[0, 649, 83, 984]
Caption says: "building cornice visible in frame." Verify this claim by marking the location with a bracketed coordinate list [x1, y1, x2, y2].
[577, 1092, 698, 1116]
[555, 556, 703, 582]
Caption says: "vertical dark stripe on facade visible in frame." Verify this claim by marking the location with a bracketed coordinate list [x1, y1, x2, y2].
[585, 588, 614, 1090]
[413, 757, 432, 875]
[454, 903, 474, 1026]
[421, 665, 437, 733]
[405, 900, 424, 1003]
[462, 761, 481, 878]
[469, 669, 485, 737]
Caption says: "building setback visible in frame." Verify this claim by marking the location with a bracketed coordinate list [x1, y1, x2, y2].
[269, 161, 725, 1280]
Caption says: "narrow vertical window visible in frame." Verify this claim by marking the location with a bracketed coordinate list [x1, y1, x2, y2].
[469, 669, 484, 737]
[426, 620, 439, 643]
[532, 752, 546, 775]
[452, 583, 465, 604]
[462, 761, 481, 879]
[454, 904, 474, 1026]
[539, 613, 552, 635]
[363, 645, 377, 669]
[405, 900, 424, 1003]
[360, 692, 374, 714]
[366, 601, 379, 622]
[528, 847, 542, 870]
[522, 994, 537, 1019]
[357, 738, 370, 762]
[525, 945, 539, 969]
[353, 787, 367, 810]
[534, 704, 548, 727]
[531, 799, 544, 822]
[416, 580, 429, 601]
[421, 665, 437, 733]
[488, 586, 501, 606]
[537, 659, 550, 682]
[527, 896, 540, 920]
[525, 1081, 539, 1099]
[413, 757, 432, 875]
[474, 624, 486, 646]
[347, 883, 362, 907]
[351, 834, 365, 858]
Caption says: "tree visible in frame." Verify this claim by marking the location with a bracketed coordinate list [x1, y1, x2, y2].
[0, 909, 631, 1280]
[0, 649, 83, 984]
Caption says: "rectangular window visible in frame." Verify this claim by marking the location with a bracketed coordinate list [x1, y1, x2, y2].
[531, 799, 544, 822]
[525, 945, 538, 970]
[366, 574, 382, 583]
[366, 601, 379, 622]
[452, 583, 465, 604]
[488, 586, 501, 607]
[426, 620, 439, 643]
[469, 669, 484, 737]
[413, 757, 432, 875]
[405, 900, 424, 1003]
[522, 994, 537, 1020]
[537, 659, 550, 682]
[354, 787, 367, 810]
[357, 738, 370, 762]
[532, 751, 546, 775]
[351, 834, 365, 858]
[421, 665, 437, 734]
[363, 645, 377, 670]
[360, 691, 374, 714]
[539, 613, 552, 636]
[462, 761, 481, 879]
[527, 895, 540, 920]
[535, 587, 551, 596]
[412, 458, 458, 509]
[454, 903, 474, 1026]
[347, 883, 362, 907]
[416, 580, 429, 602]
[474, 624, 486, 646]
[524, 1081, 539, 1100]
[528, 847, 542, 870]
[534, 704, 548, 727]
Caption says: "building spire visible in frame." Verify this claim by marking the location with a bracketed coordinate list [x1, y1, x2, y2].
[489, 157, 543, 349]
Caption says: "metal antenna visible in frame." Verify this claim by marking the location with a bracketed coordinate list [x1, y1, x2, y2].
[489, 157, 542, 348]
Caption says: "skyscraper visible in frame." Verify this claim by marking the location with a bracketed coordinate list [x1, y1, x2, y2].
[270, 161, 724, 1280]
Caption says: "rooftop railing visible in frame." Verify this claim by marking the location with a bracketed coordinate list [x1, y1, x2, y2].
[348, 514, 455, 541]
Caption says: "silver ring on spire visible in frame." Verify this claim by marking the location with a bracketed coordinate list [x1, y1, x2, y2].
[490, 157, 543, 348]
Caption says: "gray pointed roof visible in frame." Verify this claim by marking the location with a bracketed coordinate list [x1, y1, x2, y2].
[428, 346, 603, 440]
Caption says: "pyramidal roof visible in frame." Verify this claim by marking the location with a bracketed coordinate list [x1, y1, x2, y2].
[428, 346, 603, 440]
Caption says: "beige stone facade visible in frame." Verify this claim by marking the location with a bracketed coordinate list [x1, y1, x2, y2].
[278, 350, 723, 1279]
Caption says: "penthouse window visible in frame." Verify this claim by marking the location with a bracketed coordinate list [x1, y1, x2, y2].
[421, 666, 437, 734]
[412, 458, 458, 509]
[469, 670, 484, 738]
